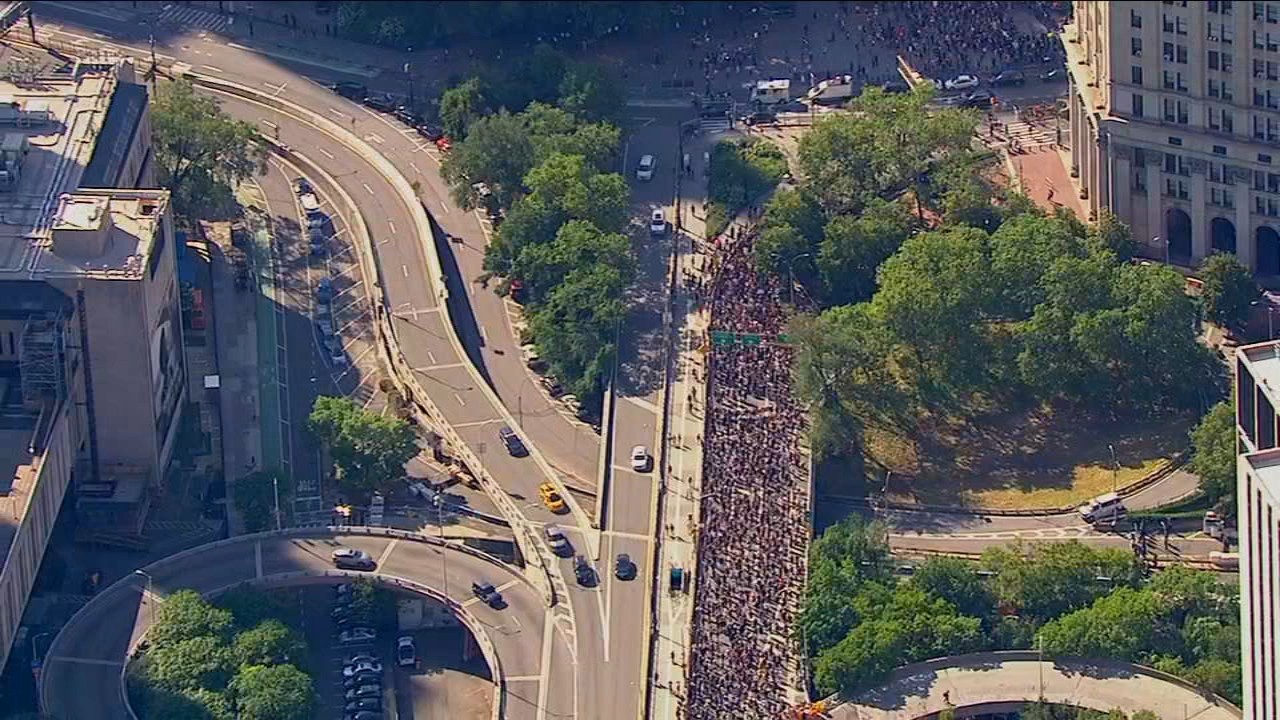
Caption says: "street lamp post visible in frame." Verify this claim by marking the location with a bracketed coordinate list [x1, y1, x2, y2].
[779, 252, 812, 306]
[133, 570, 155, 627]
[272, 472, 282, 531]
[1108, 443, 1119, 494]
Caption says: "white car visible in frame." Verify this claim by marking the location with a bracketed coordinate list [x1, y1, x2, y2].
[944, 74, 980, 91]
[636, 154, 655, 181]
[343, 661, 383, 677]
[338, 627, 377, 644]
[649, 209, 667, 236]
[397, 636, 417, 667]
[630, 445, 651, 472]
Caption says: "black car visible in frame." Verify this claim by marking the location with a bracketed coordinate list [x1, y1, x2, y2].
[472, 580, 505, 608]
[362, 94, 398, 113]
[614, 553, 637, 581]
[393, 106, 422, 126]
[331, 82, 367, 101]
[961, 90, 994, 108]
[1039, 67, 1066, 82]
[880, 80, 910, 94]
[574, 555, 596, 587]
[743, 110, 777, 126]
[345, 685, 380, 701]
[344, 699, 381, 713]
[343, 673, 381, 690]
[415, 123, 445, 141]
[990, 70, 1026, 87]
[346, 712, 382, 720]
[498, 426, 528, 457]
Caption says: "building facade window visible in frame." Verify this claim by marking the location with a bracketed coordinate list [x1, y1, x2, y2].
[1132, 65, 1144, 85]
[1165, 177, 1191, 198]
[1210, 186, 1236, 207]
[1165, 152, 1191, 175]
[1133, 36, 1144, 56]
[1132, 93, 1145, 117]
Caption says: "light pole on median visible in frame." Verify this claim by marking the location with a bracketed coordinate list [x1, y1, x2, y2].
[133, 570, 156, 627]
[1108, 443, 1119, 494]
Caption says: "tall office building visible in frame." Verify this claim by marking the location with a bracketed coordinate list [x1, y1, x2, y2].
[1063, 0, 1280, 274]
[1235, 341, 1280, 720]
[0, 53, 185, 674]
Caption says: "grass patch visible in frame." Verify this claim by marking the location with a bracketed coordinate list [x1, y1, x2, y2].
[870, 402, 1194, 510]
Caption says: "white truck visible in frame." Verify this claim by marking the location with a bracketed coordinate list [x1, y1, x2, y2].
[804, 75, 857, 106]
[750, 79, 792, 105]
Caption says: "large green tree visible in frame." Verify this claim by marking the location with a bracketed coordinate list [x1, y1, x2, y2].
[441, 109, 536, 209]
[1198, 252, 1259, 330]
[513, 219, 632, 304]
[232, 620, 306, 668]
[152, 79, 265, 217]
[1189, 400, 1237, 514]
[147, 590, 235, 649]
[230, 664, 314, 720]
[234, 469, 292, 533]
[439, 77, 487, 140]
[816, 198, 914, 306]
[307, 396, 419, 496]
[981, 541, 1142, 622]
[1036, 587, 1166, 660]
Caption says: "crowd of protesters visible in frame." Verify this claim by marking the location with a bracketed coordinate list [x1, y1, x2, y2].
[683, 228, 811, 720]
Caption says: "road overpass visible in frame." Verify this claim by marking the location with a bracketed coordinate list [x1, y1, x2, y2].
[39, 528, 572, 720]
[829, 652, 1241, 720]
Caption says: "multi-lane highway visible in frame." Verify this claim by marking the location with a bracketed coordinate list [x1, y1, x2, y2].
[39, 530, 570, 720]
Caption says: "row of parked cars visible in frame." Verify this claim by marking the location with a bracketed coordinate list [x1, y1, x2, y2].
[329, 81, 450, 151]
[330, 581, 413, 720]
[294, 177, 348, 369]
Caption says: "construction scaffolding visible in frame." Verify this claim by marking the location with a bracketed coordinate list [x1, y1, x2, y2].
[20, 312, 65, 407]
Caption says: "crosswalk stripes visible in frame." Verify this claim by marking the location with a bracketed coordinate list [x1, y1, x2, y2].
[699, 116, 732, 133]
[999, 118, 1059, 150]
[158, 5, 231, 34]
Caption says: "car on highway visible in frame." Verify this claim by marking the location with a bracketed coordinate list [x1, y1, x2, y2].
[472, 580, 505, 608]
[615, 553, 637, 581]
[943, 74, 980, 91]
[630, 445, 651, 472]
[649, 209, 667, 236]
[960, 90, 994, 108]
[539, 482, 568, 514]
[397, 636, 416, 667]
[990, 69, 1026, 87]
[636, 154, 655, 181]
[332, 548, 376, 570]
[544, 524, 573, 556]
[343, 662, 382, 678]
[574, 555, 596, 587]
[345, 685, 381, 701]
[498, 425, 528, 457]
[338, 628, 377, 644]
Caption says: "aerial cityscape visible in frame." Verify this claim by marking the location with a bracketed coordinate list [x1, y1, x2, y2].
[0, 1, 1269, 720]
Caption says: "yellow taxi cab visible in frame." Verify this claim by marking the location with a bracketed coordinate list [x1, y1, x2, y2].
[539, 482, 567, 514]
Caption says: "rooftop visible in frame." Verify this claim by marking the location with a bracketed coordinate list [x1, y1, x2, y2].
[0, 57, 155, 279]
[1242, 447, 1280, 506]
[0, 374, 45, 580]
[1240, 341, 1280, 407]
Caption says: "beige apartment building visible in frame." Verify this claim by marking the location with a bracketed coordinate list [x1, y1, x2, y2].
[0, 54, 184, 675]
[1064, 0, 1280, 273]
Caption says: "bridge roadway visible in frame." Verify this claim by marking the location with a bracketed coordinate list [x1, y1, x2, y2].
[829, 652, 1241, 720]
[40, 529, 573, 720]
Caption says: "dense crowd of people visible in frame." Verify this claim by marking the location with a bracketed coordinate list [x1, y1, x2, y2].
[684, 228, 811, 719]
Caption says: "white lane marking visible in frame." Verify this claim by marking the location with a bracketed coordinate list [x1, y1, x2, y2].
[255, 542, 263, 578]
[401, 264, 409, 277]
[479, 325, 486, 344]
[454, 393, 467, 407]
[260, 119, 278, 130]
[365, 133, 386, 144]
[410, 162, 422, 175]
[362, 182, 375, 195]
[427, 351, 437, 364]
[201, 64, 224, 73]
[505, 675, 542, 682]
[377, 539, 400, 567]
[328, 107, 347, 118]
[411, 363, 466, 372]
[535, 608, 555, 720]
[317, 147, 335, 160]
[451, 418, 505, 429]
[439, 199, 450, 213]
[387, 220, 397, 234]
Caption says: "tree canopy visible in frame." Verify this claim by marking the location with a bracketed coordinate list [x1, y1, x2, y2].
[1189, 400, 1236, 514]
[234, 468, 292, 533]
[307, 396, 419, 497]
[152, 79, 265, 218]
[1197, 252, 1258, 330]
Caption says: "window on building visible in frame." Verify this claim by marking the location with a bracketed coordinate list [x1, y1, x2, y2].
[1214, 145, 1229, 155]
[1210, 106, 1223, 130]
[1133, 36, 1144, 56]
[1132, 8, 1143, 27]
[1210, 0, 1222, 10]
[1176, 71, 1189, 91]
[1210, 162, 1224, 182]
[1132, 65, 1144, 85]
[1258, 115, 1280, 142]
[1270, 60, 1280, 79]
[1225, 0, 1236, 13]
[1164, 152, 1191, 175]
[1164, 41, 1175, 61]
[1177, 44, 1188, 62]
[1255, 1, 1266, 20]
[1209, 78, 1222, 97]
[1176, 99, 1189, 123]
[1164, 70, 1175, 89]
[1163, 13, 1175, 32]
[1210, 50, 1222, 69]
[1210, 187, 1236, 207]
[1177, 16, 1188, 34]
[1163, 96, 1176, 120]
[1165, 177, 1190, 198]
[1134, 169, 1147, 192]
[1222, 51, 1234, 71]
[1132, 93, 1145, 117]
[1168, 136, 1184, 145]
[1270, 2, 1280, 22]
[1261, 153, 1274, 163]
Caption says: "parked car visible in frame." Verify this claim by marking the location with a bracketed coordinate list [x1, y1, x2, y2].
[344, 698, 382, 713]
[316, 276, 334, 301]
[346, 712, 382, 720]
[344, 685, 381, 700]
[362, 94, 397, 112]
[472, 580, 505, 608]
[636, 154, 655, 181]
[397, 636, 417, 667]
[330, 82, 367, 100]
[615, 553, 637, 581]
[961, 90, 994, 108]
[344, 652, 377, 666]
[393, 106, 421, 126]
[544, 524, 573, 556]
[435, 136, 453, 152]
[331, 548, 375, 571]
[539, 482, 568, 514]
[338, 628, 377, 644]
[343, 672, 381, 689]
[743, 110, 777, 126]
[881, 80, 910, 93]
[944, 74, 980, 91]
[990, 69, 1026, 87]
[293, 177, 314, 196]
[498, 425, 528, 457]
[415, 123, 444, 141]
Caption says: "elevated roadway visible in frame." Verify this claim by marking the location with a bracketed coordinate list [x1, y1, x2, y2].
[829, 652, 1241, 720]
[40, 528, 573, 720]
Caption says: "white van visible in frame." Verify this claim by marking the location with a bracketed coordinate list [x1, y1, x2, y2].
[1078, 492, 1126, 524]
[750, 79, 791, 105]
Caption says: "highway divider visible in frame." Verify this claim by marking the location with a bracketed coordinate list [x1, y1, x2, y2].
[176, 68, 573, 607]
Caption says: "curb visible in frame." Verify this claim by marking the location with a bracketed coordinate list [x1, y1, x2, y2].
[593, 380, 615, 539]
